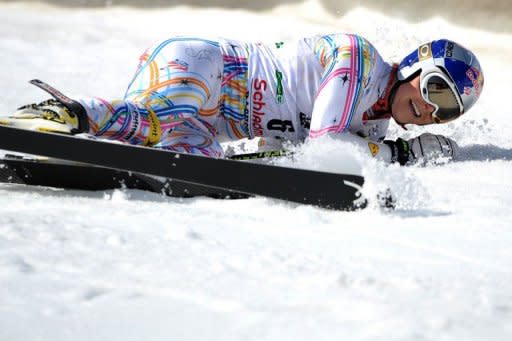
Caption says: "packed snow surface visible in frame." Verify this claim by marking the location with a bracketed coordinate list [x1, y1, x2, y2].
[0, 2, 511, 340]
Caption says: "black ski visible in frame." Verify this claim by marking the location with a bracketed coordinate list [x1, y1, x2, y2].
[0, 125, 366, 210]
[0, 155, 249, 199]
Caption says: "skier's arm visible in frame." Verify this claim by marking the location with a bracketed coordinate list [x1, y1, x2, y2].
[308, 34, 371, 137]
[327, 132, 459, 165]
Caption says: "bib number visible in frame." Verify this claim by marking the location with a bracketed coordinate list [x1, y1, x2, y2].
[267, 119, 295, 133]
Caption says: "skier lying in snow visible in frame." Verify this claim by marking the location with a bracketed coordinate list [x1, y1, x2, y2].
[1, 34, 484, 165]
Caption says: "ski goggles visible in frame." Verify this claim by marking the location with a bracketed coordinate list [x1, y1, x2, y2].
[420, 71, 463, 124]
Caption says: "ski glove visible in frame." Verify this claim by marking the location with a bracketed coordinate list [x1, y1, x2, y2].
[384, 133, 459, 165]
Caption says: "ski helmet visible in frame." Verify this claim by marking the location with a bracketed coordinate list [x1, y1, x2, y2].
[397, 39, 484, 123]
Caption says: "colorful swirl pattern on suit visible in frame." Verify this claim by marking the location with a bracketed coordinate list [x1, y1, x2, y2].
[310, 34, 376, 137]
[82, 37, 228, 157]
[219, 43, 250, 140]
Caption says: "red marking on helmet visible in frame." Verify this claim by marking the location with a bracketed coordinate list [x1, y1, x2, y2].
[466, 68, 482, 96]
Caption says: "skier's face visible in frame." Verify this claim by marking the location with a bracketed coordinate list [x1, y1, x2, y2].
[391, 74, 436, 126]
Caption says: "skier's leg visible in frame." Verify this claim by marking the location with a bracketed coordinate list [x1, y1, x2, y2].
[0, 85, 156, 141]
[77, 97, 159, 146]
[80, 37, 224, 151]
[0, 37, 225, 155]
[123, 37, 224, 134]
[154, 116, 225, 158]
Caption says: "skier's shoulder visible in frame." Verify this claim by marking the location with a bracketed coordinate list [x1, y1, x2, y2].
[307, 33, 379, 57]
[307, 33, 386, 76]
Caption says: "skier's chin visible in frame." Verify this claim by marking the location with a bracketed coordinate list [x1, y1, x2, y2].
[390, 111, 412, 130]
[391, 110, 406, 125]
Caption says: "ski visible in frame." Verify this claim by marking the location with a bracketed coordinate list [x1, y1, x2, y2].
[0, 125, 367, 210]
[0, 155, 250, 199]
[0, 152, 280, 198]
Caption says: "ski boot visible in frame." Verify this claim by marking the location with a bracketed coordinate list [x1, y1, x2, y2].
[0, 98, 89, 135]
[0, 79, 89, 135]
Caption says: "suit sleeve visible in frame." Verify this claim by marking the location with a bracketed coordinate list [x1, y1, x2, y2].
[309, 34, 372, 138]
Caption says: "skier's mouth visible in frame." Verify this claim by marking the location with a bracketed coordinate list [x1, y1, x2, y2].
[410, 100, 421, 118]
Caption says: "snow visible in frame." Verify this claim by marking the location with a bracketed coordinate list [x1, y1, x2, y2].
[0, 2, 512, 340]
